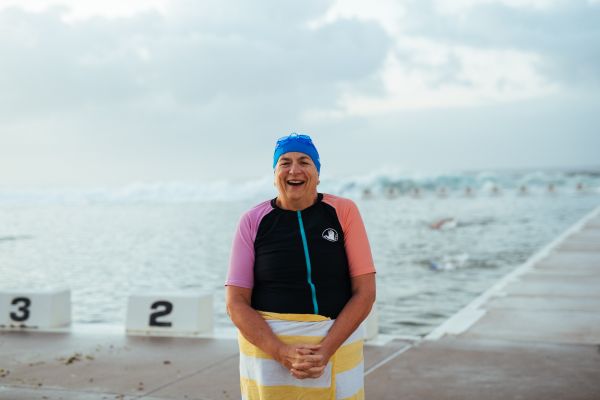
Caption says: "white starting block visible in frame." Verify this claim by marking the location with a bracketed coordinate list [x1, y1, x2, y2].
[0, 288, 71, 330]
[364, 305, 379, 340]
[126, 292, 213, 337]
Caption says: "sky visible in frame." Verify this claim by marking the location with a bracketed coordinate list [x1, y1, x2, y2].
[1, 0, 599, 186]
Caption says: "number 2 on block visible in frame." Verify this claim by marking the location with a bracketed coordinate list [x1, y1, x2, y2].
[149, 300, 173, 327]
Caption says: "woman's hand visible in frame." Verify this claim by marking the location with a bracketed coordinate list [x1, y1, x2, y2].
[290, 344, 335, 379]
[276, 343, 327, 379]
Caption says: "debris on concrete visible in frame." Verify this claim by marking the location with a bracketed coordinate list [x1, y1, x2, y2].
[57, 352, 95, 365]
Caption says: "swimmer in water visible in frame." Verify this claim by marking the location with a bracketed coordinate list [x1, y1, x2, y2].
[430, 218, 456, 230]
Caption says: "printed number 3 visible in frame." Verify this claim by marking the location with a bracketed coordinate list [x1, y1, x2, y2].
[149, 300, 173, 327]
[10, 297, 31, 322]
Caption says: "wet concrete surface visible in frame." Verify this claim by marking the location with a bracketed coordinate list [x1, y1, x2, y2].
[365, 337, 600, 400]
[0, 330, 410, 400]
[0, 332, 240, 399]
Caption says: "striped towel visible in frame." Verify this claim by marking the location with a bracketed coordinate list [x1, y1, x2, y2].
[238, 312, 365, 400]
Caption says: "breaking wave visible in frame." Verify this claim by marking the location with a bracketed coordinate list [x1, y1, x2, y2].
[1, 168, 598, 205]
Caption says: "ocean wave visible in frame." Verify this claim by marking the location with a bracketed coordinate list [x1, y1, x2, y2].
[0, 168, 598, 205]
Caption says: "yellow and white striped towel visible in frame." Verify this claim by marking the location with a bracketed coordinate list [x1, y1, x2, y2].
[238, 312, 365, 400]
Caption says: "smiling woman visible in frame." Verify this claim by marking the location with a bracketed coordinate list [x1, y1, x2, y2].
[225, 133, 376, 400]
[274, 151, 321, 210]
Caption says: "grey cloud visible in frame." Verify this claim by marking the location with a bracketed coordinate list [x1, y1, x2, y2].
[0, 7, 157, 119]
[399, 0, 600, 85]
[0, 1, 390, 184]
[394, 46, 474, 89]
[0, 2, 390, 118]
[168, 0, 331, 35]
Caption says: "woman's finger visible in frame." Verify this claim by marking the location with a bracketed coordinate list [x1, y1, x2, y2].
[291, 360, 319, 370]
[295, 354, 323, 364]
[307, 365, 326, 374]
[301, 366, 326, 379]
[295, 348, 315, 356]
[295, 345, 320, 355]
[290, 368, 309, 379]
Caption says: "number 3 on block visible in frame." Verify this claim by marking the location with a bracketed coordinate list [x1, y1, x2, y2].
[10, 297, 32, 322]
[0, 289, 71, 330]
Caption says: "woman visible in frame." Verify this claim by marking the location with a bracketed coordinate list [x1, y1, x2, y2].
[226, 133, 376, 400]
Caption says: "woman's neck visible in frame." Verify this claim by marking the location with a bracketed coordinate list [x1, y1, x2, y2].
[276, 193, 318, 211]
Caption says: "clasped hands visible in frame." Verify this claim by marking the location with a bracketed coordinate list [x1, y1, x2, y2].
[277, 343, 331, 380]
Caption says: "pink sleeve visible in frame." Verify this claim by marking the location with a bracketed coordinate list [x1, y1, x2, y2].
[225, 213, 255, 288]
[324, 195, 376, 277]
[225, 201, 272, 288]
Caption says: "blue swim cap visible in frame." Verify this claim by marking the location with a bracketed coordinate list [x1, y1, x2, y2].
[273, 133, 321, 174]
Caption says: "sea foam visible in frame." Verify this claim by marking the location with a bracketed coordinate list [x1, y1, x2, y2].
[0, 168, 598, 205]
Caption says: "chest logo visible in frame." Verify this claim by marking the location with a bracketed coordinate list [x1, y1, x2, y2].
[322, 228, 339, 242]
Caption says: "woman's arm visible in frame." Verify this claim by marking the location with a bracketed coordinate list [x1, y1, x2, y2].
[290, 273, 376, 378]
[226, 285, 324, 373]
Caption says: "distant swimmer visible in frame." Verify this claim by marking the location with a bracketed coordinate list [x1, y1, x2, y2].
[411, 187, 421, 198]
[362, 188, 373, 199]
[464, 186, 473, 197]
[437, 187, 448, 197]
[429, 261, 454, 271]
[576, 182, 584, 192]
[547, 183, 556, 193]
[385, 187, 398, 199]
[430, 218, 456, 230]
[491, 186, 501, 196]
[429, 253, 469, 271]
[519, 185, 528, 195]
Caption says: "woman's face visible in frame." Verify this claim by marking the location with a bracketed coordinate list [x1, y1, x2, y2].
[274, 152, 319, 208]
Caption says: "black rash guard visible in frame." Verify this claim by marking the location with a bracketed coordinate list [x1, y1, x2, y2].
[226, 193, 376, 319]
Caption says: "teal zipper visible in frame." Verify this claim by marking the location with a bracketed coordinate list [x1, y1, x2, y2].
[297, 210, 319, 315]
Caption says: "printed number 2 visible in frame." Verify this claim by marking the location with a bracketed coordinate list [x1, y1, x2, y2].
[10, 297, 31, 322]
[149, 301, 173, 327]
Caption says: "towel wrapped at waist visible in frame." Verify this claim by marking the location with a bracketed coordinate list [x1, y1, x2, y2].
[237, 312, 365, 400]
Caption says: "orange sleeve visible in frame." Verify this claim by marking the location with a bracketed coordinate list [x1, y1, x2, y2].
[324, 194, 376, 277]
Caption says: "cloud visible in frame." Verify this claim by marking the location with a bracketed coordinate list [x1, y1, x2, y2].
[0, 1, 390, 183]
[307, 0, 599, 117]
[404, 0, 600, 85]
[0, 1, 390, 116]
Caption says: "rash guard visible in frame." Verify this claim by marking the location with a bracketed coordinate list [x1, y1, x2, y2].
[226, 193, 375, 319]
